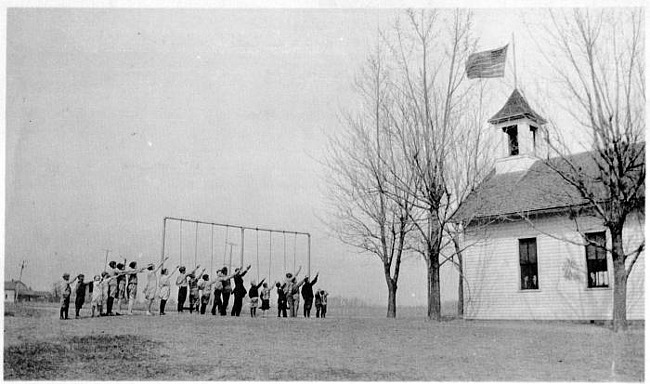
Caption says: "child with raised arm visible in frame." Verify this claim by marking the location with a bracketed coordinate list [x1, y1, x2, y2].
[188, 267, 205, 314]
[158, 266, 179, 315]
[199, 273, 218, 315]
[115, 261, 127, 315]
[91, 274, 105, 317]
[301, 272, 319, 318]
[176, 265, 200, 313]
[105, 261, 118, 316]
[143, 257, 168, 315]
[248, 278, 266, 317]
[126, 261, 150, 315]
[231, 265, 252, 317]
[59, 273, 77, 320]
[74, 274, 93, 319]
[219, 267, 234, 316]
[210, 269, 224, 315]
[260, 282, 271, 317]
[275, 282, 287, 318]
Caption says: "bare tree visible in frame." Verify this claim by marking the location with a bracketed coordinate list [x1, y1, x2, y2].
[324, 44, 417, 318]
[381, 9, 493, 320]
[541, 9, 645, 331]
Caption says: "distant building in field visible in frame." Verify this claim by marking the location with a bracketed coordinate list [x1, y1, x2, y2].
[4, 280, 52, 303]
[455, 89, 645, 321]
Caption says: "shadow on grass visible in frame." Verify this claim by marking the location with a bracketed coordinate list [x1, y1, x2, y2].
[4, 334, 165, 380]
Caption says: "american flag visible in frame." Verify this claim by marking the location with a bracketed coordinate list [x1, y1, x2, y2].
[465, 45, 508, 79]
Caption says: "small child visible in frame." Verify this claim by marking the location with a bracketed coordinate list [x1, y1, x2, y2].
[74, 274, 92, 319]
[158, 266, 179, 315]
[260, 282, 271, 317]
[314, 288, 322, 318]
[59, 273, 77, 320]
[100, 272, 110, 316]
[248, 279, 265, 317]
[188, 268, 205, 314]
[198, 274, 212, 315]
[320, 289, 329, 318]
[91, 275, 104, 317]
[115, 262, 127, 315]
[275, 282, 287, 318]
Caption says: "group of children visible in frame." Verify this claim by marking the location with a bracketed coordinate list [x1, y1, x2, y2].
[58, 258, 329, 319]
[58, 258, 166, 319]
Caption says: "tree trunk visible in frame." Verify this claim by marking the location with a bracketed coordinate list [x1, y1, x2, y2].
[457, 252, 464, 318]
[387, 281, 397, 318]
[610, 225, 628, 332]
[426, 249, 441, 321]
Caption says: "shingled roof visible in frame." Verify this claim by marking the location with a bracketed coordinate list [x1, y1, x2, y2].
[454, 147, 644, 223]
[488, 89, 547, 125]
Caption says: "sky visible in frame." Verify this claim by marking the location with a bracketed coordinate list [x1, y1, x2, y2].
[4, 6, 620, 306]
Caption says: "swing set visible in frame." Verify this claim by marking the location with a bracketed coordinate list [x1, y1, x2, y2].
[159, 216, 311, 281]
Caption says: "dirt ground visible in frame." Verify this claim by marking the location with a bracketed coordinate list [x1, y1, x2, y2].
[3, 303, 644, 381]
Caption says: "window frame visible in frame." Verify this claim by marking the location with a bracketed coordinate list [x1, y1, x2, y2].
[518, 237, 539, 291]
[584, 231, 609, 289]
[504, 125, 519, 156]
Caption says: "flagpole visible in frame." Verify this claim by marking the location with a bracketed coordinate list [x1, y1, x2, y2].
[512, 32, 518, 89]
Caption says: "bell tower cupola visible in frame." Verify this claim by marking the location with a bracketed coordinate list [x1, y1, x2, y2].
[488, 89, 547, 174]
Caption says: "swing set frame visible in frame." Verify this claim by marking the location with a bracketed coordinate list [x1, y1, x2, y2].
[160, 216, 312, 277]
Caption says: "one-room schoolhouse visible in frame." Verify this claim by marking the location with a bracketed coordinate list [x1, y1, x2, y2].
[455, 89, 644, 321]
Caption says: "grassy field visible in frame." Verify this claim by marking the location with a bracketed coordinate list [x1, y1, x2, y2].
[4, 303, 644, 381]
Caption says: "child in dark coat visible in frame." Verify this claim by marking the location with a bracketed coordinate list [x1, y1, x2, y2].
[275, 282, 287, 318]
[74, 274, 92, 319]
[248, 279, 265, 317]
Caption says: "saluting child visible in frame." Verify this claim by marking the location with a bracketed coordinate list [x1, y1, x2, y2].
[74, 274, 92, 319]
[158, 266, 179, 315]
[260, 282, 271, 317]
[248, 278, 265, 317]
[188, 267, 205, 314]
[275, 282, 287, 318]
[198, 274, 212, 315]
[91, 275, 104, 317]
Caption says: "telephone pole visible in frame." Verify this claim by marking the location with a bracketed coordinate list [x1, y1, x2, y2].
[103, 249, 111, 272]
[19, 260, 27, 282]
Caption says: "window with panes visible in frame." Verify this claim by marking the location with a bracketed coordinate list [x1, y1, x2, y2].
[519, 238, 538, 290]
[585, 232, 608, 288]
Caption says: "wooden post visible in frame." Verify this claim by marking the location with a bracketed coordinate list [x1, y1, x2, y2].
[240, 228, 245, 268]
[160, 217, 167, 267]
[307, 234, 311, 278]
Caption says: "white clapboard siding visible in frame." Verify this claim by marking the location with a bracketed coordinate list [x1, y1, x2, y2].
[463, 213, 644, 320]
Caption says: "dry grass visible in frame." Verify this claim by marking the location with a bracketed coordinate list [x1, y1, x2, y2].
[3, 303, 644, 381]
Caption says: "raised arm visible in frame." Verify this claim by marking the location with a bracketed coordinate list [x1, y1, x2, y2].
[311, 272, 319, 285]
[293, 266, 302, 278]
[256, 278, 266, 289]
[238, 265, 252, 277]
[190, 265, 202, 275]
[155, 257, 170, 272]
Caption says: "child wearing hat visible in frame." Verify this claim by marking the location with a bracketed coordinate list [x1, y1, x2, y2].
[59, 273, 78, 320]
